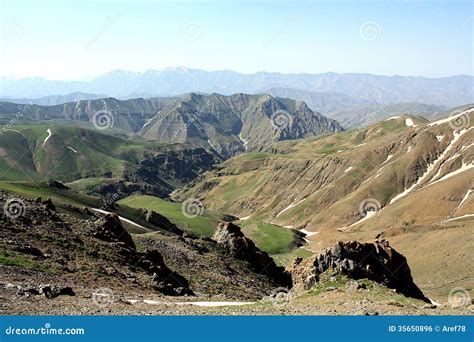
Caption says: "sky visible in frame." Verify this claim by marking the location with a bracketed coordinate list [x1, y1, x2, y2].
[0, 0, 472, 80]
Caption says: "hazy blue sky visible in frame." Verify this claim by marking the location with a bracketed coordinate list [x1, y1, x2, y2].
[0, 0, 472, 80]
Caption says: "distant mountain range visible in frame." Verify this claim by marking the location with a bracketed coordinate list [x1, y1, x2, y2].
[2, 67, 472, 107]
[0, 93, 343, 158]
[0, 92, 107, 106]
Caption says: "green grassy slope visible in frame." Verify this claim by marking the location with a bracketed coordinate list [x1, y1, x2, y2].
[117, 195, 222, 237]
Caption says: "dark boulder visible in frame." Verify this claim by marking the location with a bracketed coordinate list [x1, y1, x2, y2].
[93, 214, 136, 250]
[39, 284, 75, 299]
[289, 239, 430, 302]
[42, 198, 56, 211]
[212, 222, 291, 288]
[46, 179, 69, 190]
[142, 209, 183, 235]
[137, 250, 193, 296]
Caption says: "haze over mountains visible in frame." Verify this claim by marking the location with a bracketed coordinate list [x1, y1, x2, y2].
[2, 68, 473, 107]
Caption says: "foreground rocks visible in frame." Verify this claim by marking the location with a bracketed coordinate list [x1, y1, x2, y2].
[94, 214, 136, 250]
[213, 222, 291, 288]
[289, 239, 430, 302]
[138, 250, 193, 296]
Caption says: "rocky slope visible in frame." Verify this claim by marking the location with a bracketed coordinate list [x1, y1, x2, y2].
[3, 190, 463, 315]
[289, 239, 429, 302]
[175, 107, 474, 300]
[139, 93, 343, 158]
[0, 191, 296, 308]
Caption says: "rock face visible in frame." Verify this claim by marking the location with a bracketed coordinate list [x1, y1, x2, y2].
[212, 222, 291, 287]
[143, 209, 183, 235]
[137, 250, 193, 296]
[93, 214, 136, 250]
[46, 179, 70, 190]
[289, 239, 430, 302]
[92, 213, 192, 296]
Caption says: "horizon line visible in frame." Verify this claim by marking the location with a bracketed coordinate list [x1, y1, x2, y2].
[1, 67, 473, 82]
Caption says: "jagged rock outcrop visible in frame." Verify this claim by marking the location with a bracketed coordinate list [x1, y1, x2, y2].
[92, 213, 192, 295]
[212, 222, 291, 287]
[142, 209, 183, 235]
[289, 239, 430, 302]
[93, 214, 136, 250]
[46, 179, 69, 190]
[137, 250, 193, 296]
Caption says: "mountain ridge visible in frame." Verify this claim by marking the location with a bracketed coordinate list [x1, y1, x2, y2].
[2, 68, 472, 107]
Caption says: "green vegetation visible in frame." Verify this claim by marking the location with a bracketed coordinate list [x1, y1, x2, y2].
[0, 248, 53, 273]
[118, 195, 221, 237]
[239, 218, 298, 255]
[0, 124, 169, 183]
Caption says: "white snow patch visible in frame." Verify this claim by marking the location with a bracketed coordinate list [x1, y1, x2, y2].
[461, 143, 474, 152]
[386, 116, 400, 120]
[141, 118, 153, 129]
[436, 134, 444, 142]
[300, 229, 318, 237]
[407, 145, 413, 153]
[43, 128, 52, 147]
[183, 301, 255, 307]
[441, 214, 474, 222]
[347, 209, 377, 228]
[344, 166, 353, 173]
[390, 128, 471, 204]
[428, 108, 474, 127]
[383, 154, 393, 163]
[132, 300, 255, 307]
[207, 139, 219, 152]
[273, 198, 307, 221]
[429, 162, 474, 186]
[239, 215, 251, 221]
[67, 146, 78, 153]
[458, 189, 473, 208]
[91, 208, 148, 230]
[238, 132, 249, 150]
[283, 225, 294, 229]
[405, 118, 415, 127]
